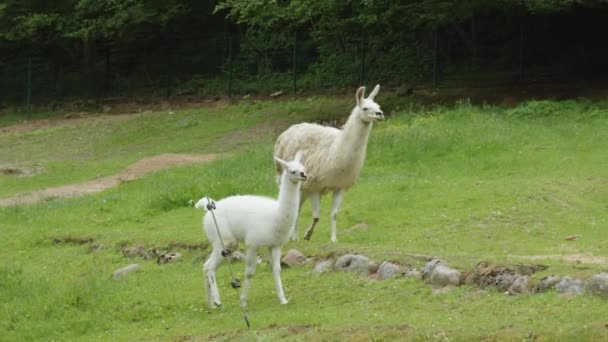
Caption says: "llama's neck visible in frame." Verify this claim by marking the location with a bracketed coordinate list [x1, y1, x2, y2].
[276, 172, 301, 234]
[334, 107, 373, 164]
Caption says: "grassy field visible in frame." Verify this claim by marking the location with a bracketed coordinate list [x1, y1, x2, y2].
[1, 97, 607, 341]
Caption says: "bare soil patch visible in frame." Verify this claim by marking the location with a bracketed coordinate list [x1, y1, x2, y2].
[0, 153, 219, 207]
[511, 253, 607, 265]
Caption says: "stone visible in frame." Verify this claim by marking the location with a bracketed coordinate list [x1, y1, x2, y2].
[334, 254, 372, 274]
[313, 259, 333, 274]
[587, 273, 608, 298]
[157, 252, 182, 265]
[494, 272, 520, 291]
[507, 276, 529, 295]
[533, 275, 561, 293]
[428, 265, 461, 287]
[281, 249, 306, 267]
[377, 261, 401, 280]
[112, 263, 140, 279]
[421, 259, 446, 280]
[555, 276, 586, 295]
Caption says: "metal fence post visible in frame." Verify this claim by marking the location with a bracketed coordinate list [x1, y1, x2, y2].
[433, 29, 439, 87]
[228, 35, 233, 98]
[166, 53, 172, 99]
[519, 22, 525, 81]
[360, 33, 366, 86]
[26, 58, 32, 117]
[293, 31, 297, 95]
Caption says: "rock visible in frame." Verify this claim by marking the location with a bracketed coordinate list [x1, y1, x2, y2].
[533, 275, 562, 293]
[157, 252, 182, 265]
[113, 263, 140, 279]
[507, 276, 529, 295]
[555, 276, 586, 295]
[270, 90, 283, 97]
[428, 265, 461, 287]
[403, 268, 422, 279]
[281, 249, 306, 267]
[313, 260, 333, 274]
[494, 272, 520, 291]
[377, 261, 401, 280]
[102, 105, 112, 113]
[334, 254, 372, 274]
[421, 259, 446, 280]
[462, 261, 523, 290]
[587, 273, 608, 298]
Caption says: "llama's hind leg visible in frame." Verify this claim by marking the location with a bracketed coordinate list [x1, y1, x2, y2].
[291, 193, 308, 241]
[203, 249, 224, 308]
[329, 190, 344, 243]
[270, 246, 288, 304]
[239, 247, 258, 308]
[303, 192, 321, 240]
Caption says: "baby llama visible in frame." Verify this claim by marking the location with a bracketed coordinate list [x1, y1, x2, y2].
[196, 151, 307, 308]
[274, 85, 383, 243]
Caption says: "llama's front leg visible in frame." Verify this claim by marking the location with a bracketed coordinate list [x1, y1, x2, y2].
[203, 249, 224, 308]
[291, 193, 308, 241]
[270, 246, 288, 304]
[329, 190, 344, 243]
[239, 247, 258, 308]
[303, 192, 321, 241]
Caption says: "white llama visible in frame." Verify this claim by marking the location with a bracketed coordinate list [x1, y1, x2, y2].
[274, 85, 383, 243]
[196, 151, 307, 308]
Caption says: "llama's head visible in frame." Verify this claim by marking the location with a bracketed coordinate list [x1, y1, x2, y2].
[355, 84, 384, 123]
[274, 151, 307, 184]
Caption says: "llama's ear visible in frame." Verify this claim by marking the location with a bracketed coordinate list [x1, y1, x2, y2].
[356, 86, 366, 107]
[294, 150, 305, 164]
[274, 156, 288, 169]
[368, 84, 380, 100]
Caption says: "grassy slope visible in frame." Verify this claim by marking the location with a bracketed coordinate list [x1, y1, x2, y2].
[1, 98, 607, 341]
[0, 98, 349, 198]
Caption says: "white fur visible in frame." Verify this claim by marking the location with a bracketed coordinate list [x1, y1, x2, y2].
[198, 152, 307, 308]
[274, 85, 383, 242]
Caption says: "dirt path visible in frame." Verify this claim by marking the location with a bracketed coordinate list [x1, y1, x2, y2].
[511, 253, 607, 265]
[0, 113, 138, 135]
[0, 153, 219, 207]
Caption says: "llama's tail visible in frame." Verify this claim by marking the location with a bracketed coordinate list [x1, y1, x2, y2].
[195, 197, 216, 211]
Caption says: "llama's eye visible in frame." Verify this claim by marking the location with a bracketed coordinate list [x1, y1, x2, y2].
[362, 107, 369, 111]
[290, 170, 296, 174]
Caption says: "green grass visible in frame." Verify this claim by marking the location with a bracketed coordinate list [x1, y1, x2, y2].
[1, 98, 608, 341]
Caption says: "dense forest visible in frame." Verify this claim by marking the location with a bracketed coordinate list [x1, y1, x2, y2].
[1, 0, 608, 104]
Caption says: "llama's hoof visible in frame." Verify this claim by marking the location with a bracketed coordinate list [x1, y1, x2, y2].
[280, 299, 289, 305]
[330, 237, 338, 243]
[213, 302, 223, 308]
[303, 230, 313, 240]
[290, 236, 299, 241]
